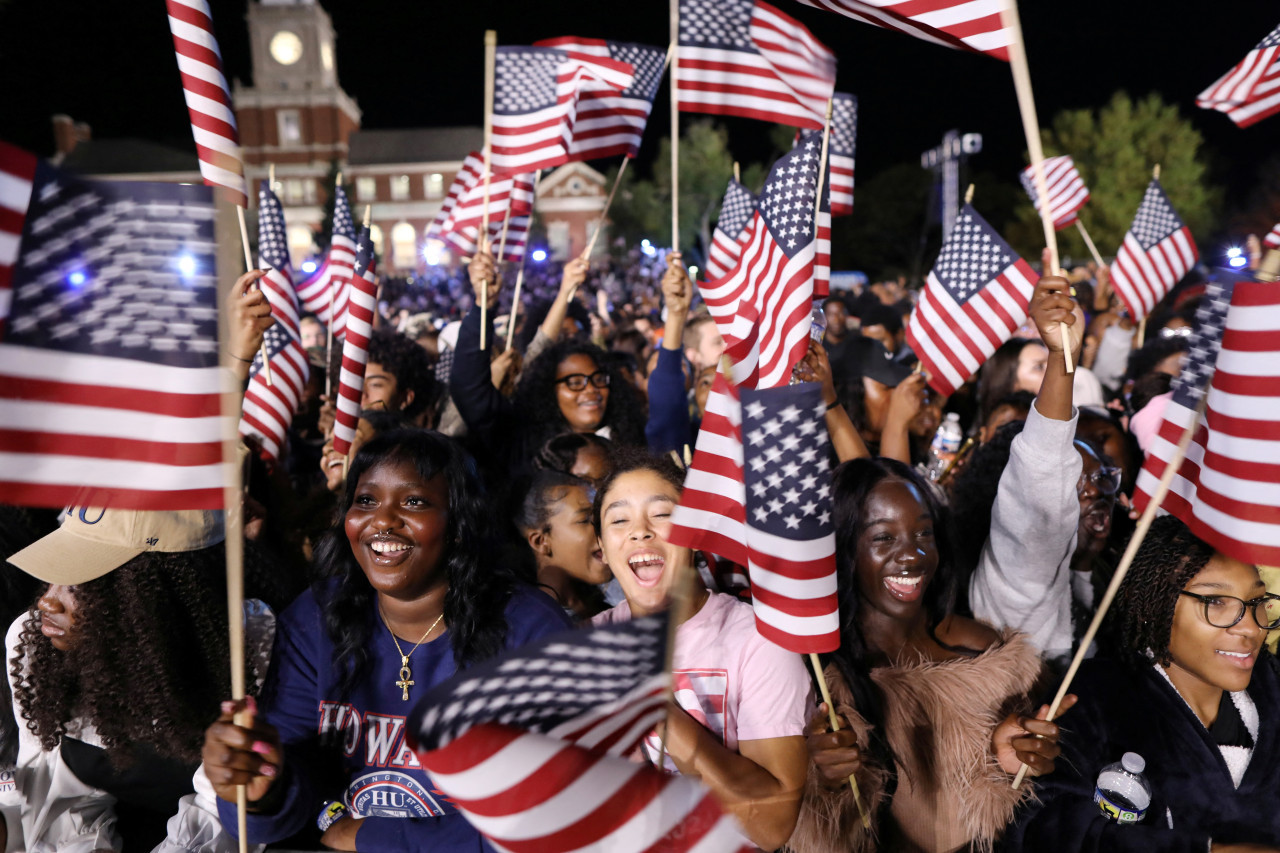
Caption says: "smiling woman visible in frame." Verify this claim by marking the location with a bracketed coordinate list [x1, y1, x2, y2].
[1006, 516, 1280, 852]
[201, 430, 572, 852]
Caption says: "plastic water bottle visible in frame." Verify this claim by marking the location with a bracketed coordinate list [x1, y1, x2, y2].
[925, 413, 963, 481]
[1093, 752, 1152, 825]
[809, 304, 827, 342]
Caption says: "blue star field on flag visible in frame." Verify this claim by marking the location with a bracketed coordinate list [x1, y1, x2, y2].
[831, 93, 856, 159]
[1130, 182, 1188, 251]
[609, 41, 664, 99]
[7, 166, 218, 368]
[680, 0, 754, 49]
[494, 48, 568, 114]
[1170, 276, 1235, 409]
[741, 382, 833, 535]
[933, 204, 1019, 304]
[758, 130, 823, 257]
[717, 179, 756, 240]
[332, 184, 355, 243]
[353, 225, 374, 279]
[257, 181, 292, 274]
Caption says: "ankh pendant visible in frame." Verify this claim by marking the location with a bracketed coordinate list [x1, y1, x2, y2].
[396, 657, 414, 701]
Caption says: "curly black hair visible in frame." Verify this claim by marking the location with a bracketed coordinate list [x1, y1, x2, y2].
[313, 429, 517, 698]
[11, 547, 232, 766]
[826, 457, 959, 819]
[368, 328, 439, 421]
[534, 433, 615, 478]
[948, 419, 1027, 581]
[1103, 515, 1215, 666]
[591, 447, 684, 532]
[1124, 336, 1188, 385]
[513, 340, 646, 449]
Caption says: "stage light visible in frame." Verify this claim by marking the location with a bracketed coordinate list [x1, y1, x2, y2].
[423, 240, 445, 266]
[688, 265, 699, 279]
[67, 270, 87, 287]
[178, 254, 198, 277]
[301, 260, 318, 274]
[532, 249, 548, 262]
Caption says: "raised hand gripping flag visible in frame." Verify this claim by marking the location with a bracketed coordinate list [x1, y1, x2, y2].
[164, 0, 247, 207]
[490, 46, 635, 175]
[706, 179, 756, 280]
[1196, 23, 1280, 128]
[294, 183, 356, 338]
[409, 616, 753, 853]
[1265, 220, 1280, 250]
[533, 38, 667, 161]
[1134, 275, 1280, 566]
[790, 0, 1014, 61]
[678, 0, 836, 130]
[699, 130, 826, 389]
[1019, 155, 1089, 229]
[239, 182, 308, 461]
[828, 93, 857, 217]
[0, 141, 228, 510]
[331, 227, 378, 459]
[1110, 179, 1199, 321]
[905, 204, 1037, 398]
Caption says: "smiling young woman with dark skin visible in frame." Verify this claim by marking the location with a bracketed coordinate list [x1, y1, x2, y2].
[1007, 517, 1280, 853]
[201, 430, 570, 852]
[516, 470, 610, 621]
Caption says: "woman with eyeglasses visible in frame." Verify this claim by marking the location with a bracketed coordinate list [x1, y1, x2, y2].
[1005, 515, 1280, 853]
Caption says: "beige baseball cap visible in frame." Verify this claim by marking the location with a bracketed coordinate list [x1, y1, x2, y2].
[7, 506, 226, 586]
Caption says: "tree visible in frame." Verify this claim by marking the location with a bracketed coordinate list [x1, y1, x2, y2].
[834, 162, 935, 282]
[1007, 92, 1222, 263]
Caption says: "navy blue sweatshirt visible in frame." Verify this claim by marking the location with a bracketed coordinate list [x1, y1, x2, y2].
[217, 583, 572, 851]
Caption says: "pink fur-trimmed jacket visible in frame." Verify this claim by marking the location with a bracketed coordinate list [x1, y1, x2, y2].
[787, 631, 1043, 853]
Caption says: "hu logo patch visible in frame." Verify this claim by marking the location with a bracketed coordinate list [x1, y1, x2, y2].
[347, 771, 449, 818]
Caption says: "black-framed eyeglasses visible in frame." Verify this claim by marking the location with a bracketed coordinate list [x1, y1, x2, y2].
[1077, 465, 1122, 496]
[555, 371, 611, 391]
[1179, 591, 1280, 630]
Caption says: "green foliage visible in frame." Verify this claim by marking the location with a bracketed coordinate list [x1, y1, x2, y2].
[1008, 91, 1222, 263]
[833, 162, 935, 281]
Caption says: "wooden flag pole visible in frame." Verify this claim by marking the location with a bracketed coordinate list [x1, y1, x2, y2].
[1000, 0, 1073, 373]
[480, 30, 498, 351]
[808, 653, 871, 828]
[1132, 163, 1161, 350]
[243, 173, 272, 387]
[505, 170, 542, 350]
[323, 171, 344, 397]
[582, 157, 630, 260]
[1074, 220, 1105, 269]
[669, 0, 680, 251]
[1012, 395, 1208, 789]
[965, 183, 975, 205]
[733, 161, 740, 183]
[812, 99, 834, 239]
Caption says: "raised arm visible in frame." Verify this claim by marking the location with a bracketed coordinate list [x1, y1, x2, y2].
[794, 338, 869, 462]
[448, 241, 513, 439]
[539, 255, 590, 344]
[224, 269, 272, 384]
[645, 252, 694, 453]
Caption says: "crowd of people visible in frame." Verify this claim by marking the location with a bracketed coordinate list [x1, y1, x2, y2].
[2, 230, 1278, 853]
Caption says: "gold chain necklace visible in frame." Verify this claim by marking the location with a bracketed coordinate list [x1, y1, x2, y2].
[379, 608, 445, 700]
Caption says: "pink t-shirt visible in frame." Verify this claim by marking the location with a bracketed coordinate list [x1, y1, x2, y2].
[593, 592, 811, 768]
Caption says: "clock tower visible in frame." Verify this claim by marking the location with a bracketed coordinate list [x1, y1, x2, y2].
[233, 0, 361, 171]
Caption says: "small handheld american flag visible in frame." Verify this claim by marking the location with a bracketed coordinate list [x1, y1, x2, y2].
[0, 141, 229, 510]
[1196, 23, 1280, 129]
[828, 92, 857, 217]
[1110, 179, 1199, 321]
[1019, 155, 1089, 230]
[1264, 220, 1280, 250]
[331, 227, 377, 459]
[677, 0, 835, 130]
[294, 183, 356, 338]
[790, 0, 1014, 61]
[1134, 273, 1280, 567]
[706, 179, 756, 281]
[904, 203, 1038, 398]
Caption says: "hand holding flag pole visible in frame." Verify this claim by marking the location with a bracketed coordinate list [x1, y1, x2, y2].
[1000, 0, 1072, 372]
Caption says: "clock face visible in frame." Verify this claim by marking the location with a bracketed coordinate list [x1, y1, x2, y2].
[269, 31, 303, 66]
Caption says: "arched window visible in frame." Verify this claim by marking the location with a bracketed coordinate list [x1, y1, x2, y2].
[287, 224, 315, 270]
[391, 221, 417, 270]
[369, 224, 384, 255]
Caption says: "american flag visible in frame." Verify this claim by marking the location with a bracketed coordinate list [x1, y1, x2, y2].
[1019, 155, 1089, 230]
[1265, 220, 1280, 250]
[1110, 179, 1199, 321]
[331, 227, 378, 458]
[0, 141, 228, 510]
[828, 92, 857, 217]
[443, 215, 531, 265]
[1133, 274, 1280, 566]
[164, 0, 247, 207]
[490, 46, 635, 175]
[670, 381, 840, 652]
[430, 151, 536, 263]
[790, 0, 1014, 61]
[905, 204, 1038, 398]
[239, 182, 308, 461]
[1196, 23, 1280, 129]
[409, 616, 753, 853]
[294, 182, 356, 338]
[706, 179, 756, 280]
[699, 130, 825, 389]
[533, 38, 667, 161]
[426, 152, 484, 241]
[678, 0, 836, 130]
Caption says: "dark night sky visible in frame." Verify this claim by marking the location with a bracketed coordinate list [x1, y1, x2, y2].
[1, 1, 1275, 216]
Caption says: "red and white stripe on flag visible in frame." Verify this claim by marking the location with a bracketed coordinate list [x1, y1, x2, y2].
[1196, 23, 1280, 128]
[905, 204, 1037, 398]
[428, 153, 485, 239]
[164, 0, 247, 207]
[790, 0, 1013, 61]
[1265, 220, 1280, 250]
[677, 0, 836, 130]
[1020, 155, 1090, 229]
[1110, 179, 1199, 321]
[828, 93, 856, 217]
[443, 215, 531, 264]
[706, 179, 756, 281]
[814, 207, 831, 298]
[295, 187, 357, 338]
[331, 229, 378, 458]
[1134, 278, 1280, 566]
[0, 141, 35, 323]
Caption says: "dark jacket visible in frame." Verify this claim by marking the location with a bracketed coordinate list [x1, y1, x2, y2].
[1004, 652, 1280, 852]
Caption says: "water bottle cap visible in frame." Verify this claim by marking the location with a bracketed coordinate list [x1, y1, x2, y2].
[945, 412, 960, 423]
[1121, 752, 1145, 774]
